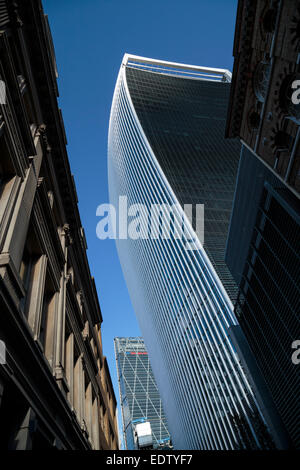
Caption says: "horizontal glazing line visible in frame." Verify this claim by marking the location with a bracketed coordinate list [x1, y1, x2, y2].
[126, 63, 226, 80]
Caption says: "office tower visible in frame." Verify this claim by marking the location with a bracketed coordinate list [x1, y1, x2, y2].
[225, 0, 300, 449]
[114, 337, 171, 450]
[225, 146, 300, 449]
[0, 0, 118, 449]
[108, 54, 275, 449]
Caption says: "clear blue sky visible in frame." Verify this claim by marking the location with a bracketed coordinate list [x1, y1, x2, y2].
[43, 0, 238, 433]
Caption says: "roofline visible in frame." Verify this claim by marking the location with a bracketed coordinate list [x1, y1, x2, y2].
[122, 53, 232, 81]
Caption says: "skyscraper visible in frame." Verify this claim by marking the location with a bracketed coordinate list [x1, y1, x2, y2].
[108, 54, 274, 449]
[114, 337, 171, 450]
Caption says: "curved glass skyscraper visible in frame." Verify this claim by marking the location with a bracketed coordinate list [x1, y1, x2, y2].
[108, 54, 272, 450]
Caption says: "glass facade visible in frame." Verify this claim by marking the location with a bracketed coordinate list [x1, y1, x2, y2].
[125, 66, 240, 303]
[226, 146, 300, 449]
[108, 55, 273, 449]
[114, 337, 171, 450]
[236, 184, 300, 448]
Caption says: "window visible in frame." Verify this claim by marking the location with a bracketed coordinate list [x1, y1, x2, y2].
[19, 225, 42, 319]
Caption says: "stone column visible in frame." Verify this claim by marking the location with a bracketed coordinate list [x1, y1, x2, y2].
[0, 176, 21, 253]
[85, 381, 92, 439]
[74, 355, 81, 421]
[54, 224, 70, 387]
[74, 354, 84, 425]
[65, 331, 74, 407]
[2, 129, 44, 272]
[92, 396, 100, 449]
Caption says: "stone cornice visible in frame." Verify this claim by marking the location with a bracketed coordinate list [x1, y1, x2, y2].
[21, 0, 103, 327]
[225, 0, 258, 138]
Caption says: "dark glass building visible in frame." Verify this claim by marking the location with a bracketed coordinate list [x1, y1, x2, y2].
[226, 146, 300, 448]
[114, 337, 171, 450]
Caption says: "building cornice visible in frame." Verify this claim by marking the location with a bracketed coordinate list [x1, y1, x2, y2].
[122, 53, 232, 82]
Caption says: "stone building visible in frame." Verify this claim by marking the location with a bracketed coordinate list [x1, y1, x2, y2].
[225, 0, 300, 448]
[0, 0, 118, 449]
[226, 0, 300, 197]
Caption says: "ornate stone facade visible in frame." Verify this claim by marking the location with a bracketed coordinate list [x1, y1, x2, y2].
[226, 0, 300, 197]
[0, 0, 118, 449]
[226, 0, 300, 449]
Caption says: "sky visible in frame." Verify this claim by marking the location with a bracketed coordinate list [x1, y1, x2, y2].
[43, 0, 238, 438]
